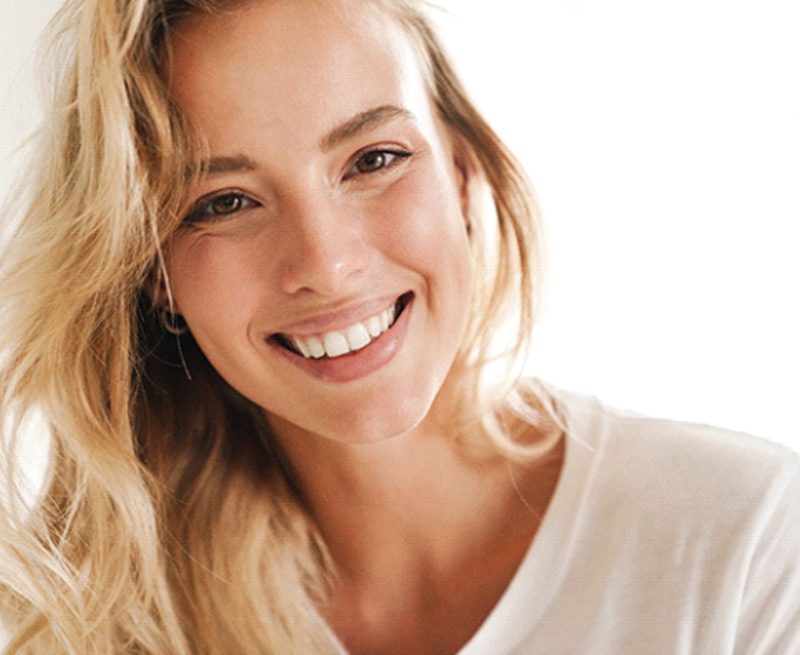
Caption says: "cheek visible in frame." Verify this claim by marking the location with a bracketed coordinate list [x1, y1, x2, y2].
[368, 166, 473, 375]
[379, 167, 473, 303]
[167, 235, 265, 329]
[375, 165, 470, 265]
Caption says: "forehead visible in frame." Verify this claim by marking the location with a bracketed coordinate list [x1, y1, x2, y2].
[166, 0, 432, 149]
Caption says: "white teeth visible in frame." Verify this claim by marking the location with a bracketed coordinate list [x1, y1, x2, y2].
[345, 323, 371, 351]
[365, 314, 383, 338]
[285, 300, 403, 360]
[322, 331, 349, 358]
[292, 337, 312, 359]
[305, 335, 326, 359]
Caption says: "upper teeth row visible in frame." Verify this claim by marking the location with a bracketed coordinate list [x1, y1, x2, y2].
[289, 303, 397, 359]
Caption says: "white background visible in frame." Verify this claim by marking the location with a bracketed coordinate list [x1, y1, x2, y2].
[1, 0, 799, 449]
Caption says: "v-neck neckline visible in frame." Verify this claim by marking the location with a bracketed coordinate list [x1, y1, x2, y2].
[318, 390, 605, 655]
[455, 390, 604, 654]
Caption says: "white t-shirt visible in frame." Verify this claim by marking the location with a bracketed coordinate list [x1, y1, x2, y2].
[324, 390, 800, 654]
[456, 391, 800, 654]
[5, 392, 799, 653]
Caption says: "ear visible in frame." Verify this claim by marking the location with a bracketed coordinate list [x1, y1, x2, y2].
[449, 131, 478, 221]
[142, 265, 181, 313]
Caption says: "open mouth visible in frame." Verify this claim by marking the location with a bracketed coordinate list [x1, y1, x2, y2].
[270, 292, 414, 360]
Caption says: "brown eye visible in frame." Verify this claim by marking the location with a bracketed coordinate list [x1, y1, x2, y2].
[347, 148, 412, 179]
[356, 151, 387, 174]
[184, 190, 258, 224]
[210, 193, 243, 214]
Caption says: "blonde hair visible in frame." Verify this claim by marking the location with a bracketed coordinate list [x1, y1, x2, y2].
[0, 1, 559, 652]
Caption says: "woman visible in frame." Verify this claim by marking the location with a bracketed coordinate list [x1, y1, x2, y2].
[0, 1, 797, 653]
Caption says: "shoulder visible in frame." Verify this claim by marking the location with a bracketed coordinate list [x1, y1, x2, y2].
[550, 387, 800, 545]
[521, 386, 800, 652]
[556, 387, 799, 499]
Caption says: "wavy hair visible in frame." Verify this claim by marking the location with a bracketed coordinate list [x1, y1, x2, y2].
[0, 1, 560, 652]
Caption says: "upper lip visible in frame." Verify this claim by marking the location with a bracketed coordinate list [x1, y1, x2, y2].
[268, 293, 406, 337]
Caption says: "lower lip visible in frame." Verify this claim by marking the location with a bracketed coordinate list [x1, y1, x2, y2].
[268, 297, 414, 383]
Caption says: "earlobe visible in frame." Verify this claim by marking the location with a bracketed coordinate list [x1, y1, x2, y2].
[142, 259, 190, 335]
[142, 266, 180, 314]
[141, 254, 180, 314]
[143, 278, 170, 311]
[143, 274, 188, 335]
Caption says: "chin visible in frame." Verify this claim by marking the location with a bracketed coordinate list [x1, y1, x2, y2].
[339, 395, 437, 444]
[267, 380, 440, 446]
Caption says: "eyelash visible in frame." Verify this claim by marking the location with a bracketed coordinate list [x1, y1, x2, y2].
[343, 147, 412, 180]
[183, 190, 257, 225]
[183, 147, 413, 224]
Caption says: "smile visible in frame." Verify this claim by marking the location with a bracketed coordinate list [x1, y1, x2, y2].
[271, 292, 413, 359]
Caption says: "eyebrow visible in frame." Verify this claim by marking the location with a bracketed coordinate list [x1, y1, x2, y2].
[191, 105, 414, 177]
[189, 155, 258, 178]
[318, 104, 414, 152]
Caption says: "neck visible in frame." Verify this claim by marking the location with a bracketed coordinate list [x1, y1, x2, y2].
[266, 407, 558, 590]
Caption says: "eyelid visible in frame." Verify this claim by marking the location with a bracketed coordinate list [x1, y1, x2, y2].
[343, 145, 413, 180]
[184, 188, 259, 224]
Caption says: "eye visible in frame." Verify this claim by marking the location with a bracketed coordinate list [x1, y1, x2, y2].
[345, 148, 412, 179]
[184, 190, 258, 224]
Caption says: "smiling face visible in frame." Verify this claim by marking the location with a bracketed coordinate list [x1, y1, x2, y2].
[164, 0, 473, 443]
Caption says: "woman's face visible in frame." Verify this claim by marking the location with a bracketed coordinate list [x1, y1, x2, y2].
[165, 0, 472, 443]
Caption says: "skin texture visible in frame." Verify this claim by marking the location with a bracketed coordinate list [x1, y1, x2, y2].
[166, 0, 472, 445]
[165, 2, 564, 653]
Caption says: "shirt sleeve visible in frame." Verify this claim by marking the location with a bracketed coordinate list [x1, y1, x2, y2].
[734, 454, 800, 655]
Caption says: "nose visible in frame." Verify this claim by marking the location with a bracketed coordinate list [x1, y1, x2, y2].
[277, 194, 369, 297]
